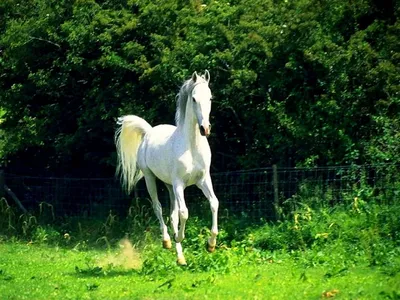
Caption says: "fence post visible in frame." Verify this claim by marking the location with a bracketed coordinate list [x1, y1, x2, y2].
[0, 169, 4, 198]
[272, 164, 280, 221]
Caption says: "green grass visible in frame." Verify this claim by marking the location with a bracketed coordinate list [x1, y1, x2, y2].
[1, 197, 400, 299]
[0, 240, 399, 299]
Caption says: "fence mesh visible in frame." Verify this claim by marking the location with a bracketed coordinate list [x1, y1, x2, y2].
[4, 164, 399, 222]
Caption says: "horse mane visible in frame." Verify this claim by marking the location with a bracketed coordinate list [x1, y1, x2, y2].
[175, 75, 208, 127]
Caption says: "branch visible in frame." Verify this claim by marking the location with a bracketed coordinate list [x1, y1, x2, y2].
[26, 36, 61, 49]
[224, 105, 243, 128]
[4, 184, 28, 213]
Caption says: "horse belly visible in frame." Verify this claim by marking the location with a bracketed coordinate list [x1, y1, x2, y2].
[148, 160, 174, 185]
[139, 125, 176, 185]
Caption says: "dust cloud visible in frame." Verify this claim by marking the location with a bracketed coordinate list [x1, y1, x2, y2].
[99, 238, 142, 270]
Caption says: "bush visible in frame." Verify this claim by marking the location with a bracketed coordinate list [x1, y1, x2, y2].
[251, 201, 400, 268]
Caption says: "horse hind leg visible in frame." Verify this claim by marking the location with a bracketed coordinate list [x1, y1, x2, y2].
[165, 183, 186, 266]
[143, 172, 171, 249]
[172, 182, 188, 244]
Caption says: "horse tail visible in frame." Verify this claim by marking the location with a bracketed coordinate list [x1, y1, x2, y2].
[115, 115, 152, 194]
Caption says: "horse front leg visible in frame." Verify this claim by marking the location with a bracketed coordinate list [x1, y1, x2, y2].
[197, 175, 219, 252]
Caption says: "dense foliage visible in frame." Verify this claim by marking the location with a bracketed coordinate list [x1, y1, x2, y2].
[0, 0, 399, 175]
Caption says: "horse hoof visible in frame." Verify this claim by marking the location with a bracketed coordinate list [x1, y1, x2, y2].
[163, 240, 172, 249]
[207, 245, 216, 253]
[176, 257, 187, 266]
[206, 240, 216, 252]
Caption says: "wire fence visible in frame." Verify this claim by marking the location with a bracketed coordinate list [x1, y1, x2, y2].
[3, 164, 400, 222]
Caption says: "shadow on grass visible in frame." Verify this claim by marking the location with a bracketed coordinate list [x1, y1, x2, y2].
[71, 265, 140, 278]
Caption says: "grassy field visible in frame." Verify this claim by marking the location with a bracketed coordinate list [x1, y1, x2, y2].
[1, 199, 400, 299]
[0, 241, 399, 300]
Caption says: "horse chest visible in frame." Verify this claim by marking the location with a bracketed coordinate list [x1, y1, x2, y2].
[177, 152, 207, 186]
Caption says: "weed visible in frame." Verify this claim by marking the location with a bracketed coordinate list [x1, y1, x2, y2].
[102, 210, 118, 237]
[32, 226, 60, 244]
[20, 215, 38, 237]
[86, 283, 99, 291]
[0, 269, 14, 281]
[96, 236, 111, 250]
[75, 265, 103, 276]
[38, 202, 55, 222]
[126, 198, 155, 235]
[0, 198, 16, 234]
[379, 291, 400, 299]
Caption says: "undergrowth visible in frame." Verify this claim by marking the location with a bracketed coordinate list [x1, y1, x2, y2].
[1, 194, 399, 278]
[248, 196, 400, 278]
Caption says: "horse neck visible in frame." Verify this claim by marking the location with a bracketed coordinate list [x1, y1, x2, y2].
[178, 104, 204, 151]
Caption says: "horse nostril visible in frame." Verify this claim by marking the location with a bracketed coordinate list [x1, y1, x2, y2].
[200, 125, 206, 136]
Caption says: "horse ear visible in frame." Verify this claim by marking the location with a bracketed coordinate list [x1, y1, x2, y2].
[204, 70, 210, 83]
[191, 71, 198, 82]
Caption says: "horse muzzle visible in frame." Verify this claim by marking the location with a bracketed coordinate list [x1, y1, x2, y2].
[200, 124, 211, 137]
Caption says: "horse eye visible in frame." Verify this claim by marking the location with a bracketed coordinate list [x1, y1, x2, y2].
[192, 97, 196, 102]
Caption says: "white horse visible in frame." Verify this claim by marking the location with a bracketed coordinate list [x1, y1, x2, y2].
[115, 70, 219, 265]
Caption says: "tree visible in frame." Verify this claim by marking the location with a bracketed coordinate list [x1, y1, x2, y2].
[0, 0, 399, 175]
